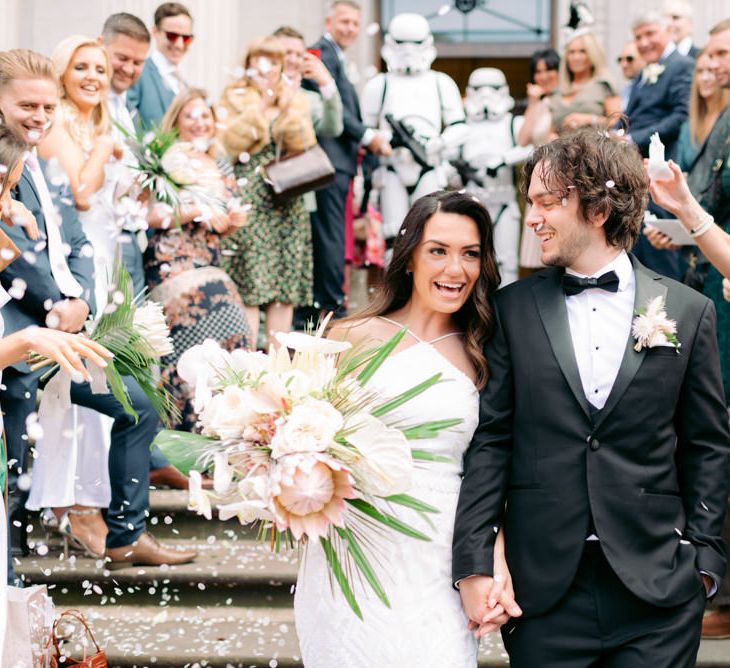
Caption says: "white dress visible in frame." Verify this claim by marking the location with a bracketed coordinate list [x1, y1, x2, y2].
[294, 329, 480, 667]
[27, 118, 118, 511]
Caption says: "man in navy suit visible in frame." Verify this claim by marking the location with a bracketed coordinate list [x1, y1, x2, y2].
[0, 49, 195, 581]
[304, 0, 390, 322]
[626, 11, 693, 281]
[127, 2, 193, 129]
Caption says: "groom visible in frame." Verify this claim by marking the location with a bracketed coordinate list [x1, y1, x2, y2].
[453, 128, 730, 666]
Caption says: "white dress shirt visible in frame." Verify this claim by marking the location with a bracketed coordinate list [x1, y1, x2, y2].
[108, 90, 135, 141]
[676, 36, 694, 57]
[25, 151, 84, 299]
[151, 48, 184, 95]
[564, 251, 635, 409]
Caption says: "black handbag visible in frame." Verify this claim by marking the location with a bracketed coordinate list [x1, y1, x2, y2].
[263, 143, 335, 203]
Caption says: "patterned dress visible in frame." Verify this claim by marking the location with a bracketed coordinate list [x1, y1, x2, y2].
[220, 143, 313, 308]
[145, 168, 252, 430]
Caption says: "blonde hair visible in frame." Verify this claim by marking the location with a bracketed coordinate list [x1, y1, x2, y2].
[161, 87, 218, 156]
[558, 32, 613, 95]
[0, 49, 58, 92]
[688, 49, 730, 146]
[51, 35, 111, 138]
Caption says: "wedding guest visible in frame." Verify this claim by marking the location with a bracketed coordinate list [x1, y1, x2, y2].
[100, 12, 151, 296]
[99, 13, 185, 487]
[626, 11, 693, 159]
[28, 36, 125, 555]
[626, 10, 693, 281]
[273, 26, 343, 140]
[218, 36, 316, 348]
[146, 88, 252, 429]
[302, 0, 390, 325]
[664, 0, 699, 58]
[516, 48, 560, 147]
[645, 20, 730, 638]
[128, 2, 193, 128]
[617, 41, 645, 111]
[676, 50, 730, 170]
[0, 49, 196, 576]
[550, 31, 620, 134]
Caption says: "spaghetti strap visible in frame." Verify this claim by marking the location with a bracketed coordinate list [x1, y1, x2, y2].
[427, 331, 464, 344]
[376, 316, 423, 342]
[376, 316, 463, 345]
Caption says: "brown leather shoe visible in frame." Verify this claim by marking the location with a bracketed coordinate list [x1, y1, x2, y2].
[105, 532, 197, 570]
[702, 606, 730, 639]
[149, 464, 190, 490]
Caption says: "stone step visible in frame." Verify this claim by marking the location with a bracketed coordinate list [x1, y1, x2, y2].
[15, 538, 297, 607]
[43, 603, 730, 668]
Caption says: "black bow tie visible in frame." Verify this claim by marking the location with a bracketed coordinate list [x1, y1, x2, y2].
[561, 270, 620, 296]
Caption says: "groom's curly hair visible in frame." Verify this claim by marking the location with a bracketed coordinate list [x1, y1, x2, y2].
[520, 128, 648, 251]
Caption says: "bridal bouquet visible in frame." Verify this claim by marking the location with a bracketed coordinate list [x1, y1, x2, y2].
[30, 262, 179, 426]
[153, 318, 459, 618]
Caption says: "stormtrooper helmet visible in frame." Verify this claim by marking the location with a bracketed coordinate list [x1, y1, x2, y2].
[464, 68, 515, 122]
[381, 13, 437, 75]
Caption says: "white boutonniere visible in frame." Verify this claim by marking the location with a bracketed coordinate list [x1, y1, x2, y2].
[632, 296, 680, 352]
[642, 63, 666, 85]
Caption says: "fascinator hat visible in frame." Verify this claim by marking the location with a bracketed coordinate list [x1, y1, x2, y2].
[563, 1, 596, 44]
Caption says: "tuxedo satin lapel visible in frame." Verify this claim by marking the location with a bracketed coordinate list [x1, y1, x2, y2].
[533, 270, 592, 418]
[594, 260, 667, 429]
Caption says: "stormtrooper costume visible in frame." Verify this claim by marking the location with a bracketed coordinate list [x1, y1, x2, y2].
[361, 13, 467, 248]
[453, 68, 532, 285]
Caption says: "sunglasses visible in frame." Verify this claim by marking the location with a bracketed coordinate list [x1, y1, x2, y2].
[617, 55, 635, 64]
[164, 30, 194, 46]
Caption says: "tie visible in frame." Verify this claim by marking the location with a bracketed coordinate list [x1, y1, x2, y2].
[24, 153, 84, 299]
[562, 270, 620, 296]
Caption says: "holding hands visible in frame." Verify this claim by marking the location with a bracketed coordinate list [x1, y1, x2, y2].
[459, 531, 522, 637]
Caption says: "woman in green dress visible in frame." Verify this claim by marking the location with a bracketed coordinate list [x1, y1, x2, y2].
[218, 36, 317, 348]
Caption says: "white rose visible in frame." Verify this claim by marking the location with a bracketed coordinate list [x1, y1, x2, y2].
[346, 413, 413, 497]
[270, 398, 343, 458]
[161, 143, 198, 185]
[177, 339, 232, 412]
[200, 386, 267, 439]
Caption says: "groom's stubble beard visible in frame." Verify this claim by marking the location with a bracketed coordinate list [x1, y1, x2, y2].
[542, 216, 594, 269]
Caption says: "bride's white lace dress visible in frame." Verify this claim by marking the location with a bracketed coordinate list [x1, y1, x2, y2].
[294, 327, 480, 667]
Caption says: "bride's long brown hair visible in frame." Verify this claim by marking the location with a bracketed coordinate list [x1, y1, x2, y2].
[351, 190, 501, 389]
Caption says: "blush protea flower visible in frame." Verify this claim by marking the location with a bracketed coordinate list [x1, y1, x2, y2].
[271, 453, 356, 540]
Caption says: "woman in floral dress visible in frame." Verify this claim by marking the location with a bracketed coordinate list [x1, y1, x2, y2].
[146, 88, 252, 430]
[217, 36, 317, 347]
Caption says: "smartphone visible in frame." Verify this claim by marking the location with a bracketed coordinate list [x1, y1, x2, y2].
[306, 48, 321, 59]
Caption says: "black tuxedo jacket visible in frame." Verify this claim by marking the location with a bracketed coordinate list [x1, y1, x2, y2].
[309, 36, 365, 176]
[453, 256, 730, 617]
[1, 163, 95, 376]
[625, 50, 693, 159]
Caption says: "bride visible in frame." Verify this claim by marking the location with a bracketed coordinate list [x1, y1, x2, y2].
[294, 190, 517, 666]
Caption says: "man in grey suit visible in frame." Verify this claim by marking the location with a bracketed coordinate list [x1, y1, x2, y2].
[127, 2, 193, 128]
[626, 10, 693, 281]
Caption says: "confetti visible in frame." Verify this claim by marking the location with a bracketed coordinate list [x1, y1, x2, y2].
[366, 22, 380, 36]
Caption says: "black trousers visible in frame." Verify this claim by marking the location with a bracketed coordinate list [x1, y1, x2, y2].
[502, 542, 705, 668]
[310, 171, 351, 312]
